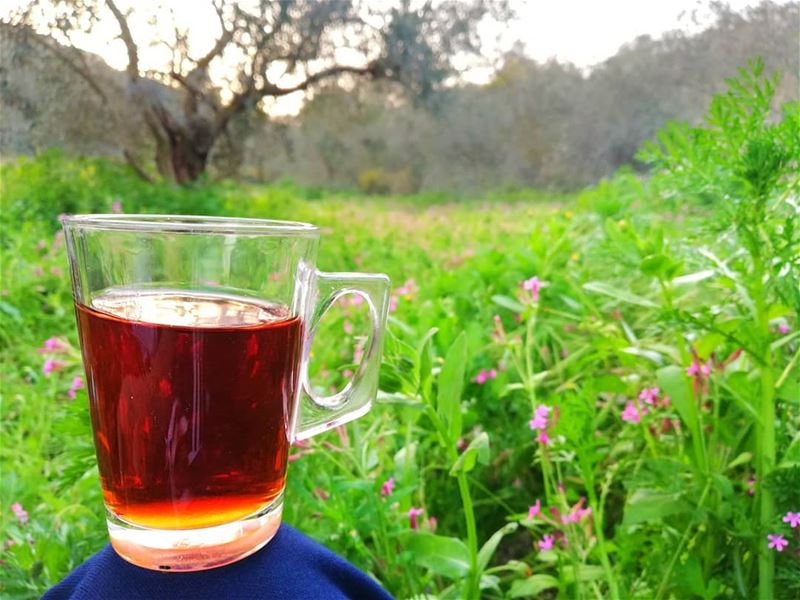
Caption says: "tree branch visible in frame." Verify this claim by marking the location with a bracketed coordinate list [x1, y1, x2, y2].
[214, 64, 375, 135]
[123, 149, 154, 182]
[104, 0, 139, 79]
[193, 0, 233, 71]
[260, 64, 376, 97]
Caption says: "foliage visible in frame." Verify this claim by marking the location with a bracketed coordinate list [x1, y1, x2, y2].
[1, 63, 799, 599]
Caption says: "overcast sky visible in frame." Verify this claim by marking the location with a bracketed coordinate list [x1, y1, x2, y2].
[8, 0, 787, 115]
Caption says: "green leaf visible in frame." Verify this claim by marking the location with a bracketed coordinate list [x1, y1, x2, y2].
[394, 442, 418, 483]
[449, 432, 490, 476]
[640, 253, 668, 276]
[726, 452, 753, 470]
[416, 327, 438, 397]
[400, 532, 470, 579]
[490, 294, 525, 313]
[509, 574, 559, 598]
[623, 489, 689, 525]
[582, 281, 658, 308]
[476, 522, 517, 572]
[0, 301, 21, 322]
[438, 332, 467, 441]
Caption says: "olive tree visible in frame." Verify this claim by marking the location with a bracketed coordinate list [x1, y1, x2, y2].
[7, 0, 508, 182]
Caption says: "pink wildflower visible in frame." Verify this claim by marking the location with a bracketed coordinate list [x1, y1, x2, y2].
[783, 512, 800, 528]
[33, 266, 44, 278]
[538, 534, 554, 551]
[427, 516, 437, 531]
[43, 359, 67, 376]
[528, 404, 550, 431]
[50, 266, 63, 277]
[767, 534, 789, 552]
[686, 358, 711, 378]
[408, 507, 424, 529]
[38, 337, 70, 354]
[349, 294, 364, 307]
[473, 369, 498, 384]
[521, 276, 544, 302]
[537, 431, 551, 446]
[380, 477, 395, 497]
[342, 369, 354, 379]
[111, 200, 123, 214]
[10, 502, 28, 524]
[621, 401, 641, 424]
[67, 376, 84, 399]
[777, 323, 790, 335]
[395, 279, 418, 297]
[528, 499, 541, 520]
[343, 320, 354, 335]
[746, 478, 756, 496]
[638, 387, 660, 405]
[388, 296, 399, 313]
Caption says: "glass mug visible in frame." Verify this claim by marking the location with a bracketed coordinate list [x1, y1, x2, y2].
[61, 215, 390, 572]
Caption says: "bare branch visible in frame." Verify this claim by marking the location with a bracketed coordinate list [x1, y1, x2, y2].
[193, 0, 233, 71]
[104, 0, 139, 79]
[260, 64, 377, 97]
[170, 71, 220, 112]
[123, 149, 154, 182]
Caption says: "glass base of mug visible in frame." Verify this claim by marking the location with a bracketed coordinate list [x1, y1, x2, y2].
[106, 495, 283, 572]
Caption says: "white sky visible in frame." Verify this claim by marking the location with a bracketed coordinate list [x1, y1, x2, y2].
[8, 0, 787, 115]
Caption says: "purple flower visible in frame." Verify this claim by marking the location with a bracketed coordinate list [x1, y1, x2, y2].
[521, 276, 544, 302]
[380, 477, 395, 497]
[638, 387, 660, 405]
[767, 534, 789, 552]
[473, 369, 498, 384]
[38, 337, 70, 354]
[621, 401, 641, 424]
[777, 322, 790, 335]
[408, 507, 424, 529]
[537, 431, 551, 446]
[42, 359, 67, 376]
[686, 359, 711, 379]
[67, 376, 84, 399]
[783, 512, 800, 528]
[10, 502, 28, 524]
[538, 534, 554, 551]
[528, 499, 541, 520]
[528, 404, 550, 431]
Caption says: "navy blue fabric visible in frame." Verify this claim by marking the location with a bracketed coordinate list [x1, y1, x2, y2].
[43, 525, 393, 599]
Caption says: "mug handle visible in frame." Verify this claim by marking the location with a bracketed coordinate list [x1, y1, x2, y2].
[294, 270, 390, 441]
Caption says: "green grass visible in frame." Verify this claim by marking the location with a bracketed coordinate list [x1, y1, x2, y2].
[1, 61, 798, 599]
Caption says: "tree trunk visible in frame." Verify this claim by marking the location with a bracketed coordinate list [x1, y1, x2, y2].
[156, 116, 216, 184]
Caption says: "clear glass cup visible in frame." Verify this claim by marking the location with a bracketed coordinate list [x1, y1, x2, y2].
[60, 215, 390, 572]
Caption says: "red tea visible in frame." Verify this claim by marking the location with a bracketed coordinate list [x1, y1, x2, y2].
[75, 289, 304, 530]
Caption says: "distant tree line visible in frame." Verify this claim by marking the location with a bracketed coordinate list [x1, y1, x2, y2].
[262, 1, 797, 191]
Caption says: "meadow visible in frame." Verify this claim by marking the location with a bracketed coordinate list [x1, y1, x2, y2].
[1, 63, 798, 599]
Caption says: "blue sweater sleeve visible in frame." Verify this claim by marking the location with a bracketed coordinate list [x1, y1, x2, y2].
[43, 525, 394, 600]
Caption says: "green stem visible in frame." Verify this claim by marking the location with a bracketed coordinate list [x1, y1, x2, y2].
[586, 480, 620, 600]
[655, 479, 712, 600]
[455, 469, 480, 599]
[754, 258, 775, 600]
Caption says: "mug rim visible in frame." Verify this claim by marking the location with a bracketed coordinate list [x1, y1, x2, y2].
[60, 214, 320, 237]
